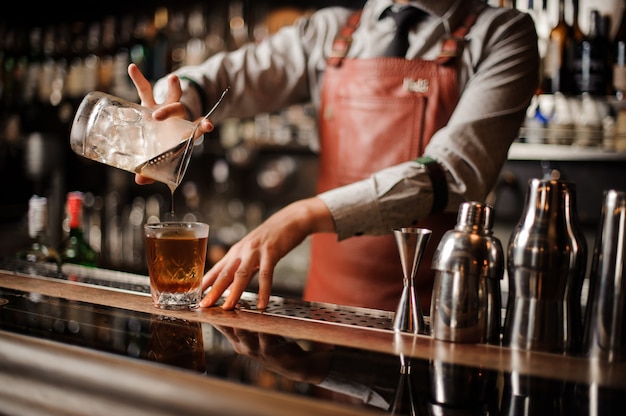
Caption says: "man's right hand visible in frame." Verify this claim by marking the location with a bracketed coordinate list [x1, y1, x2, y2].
[127, 63, 214, 185]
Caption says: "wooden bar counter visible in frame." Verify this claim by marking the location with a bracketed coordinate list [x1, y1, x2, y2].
[1, 259, 625, 415]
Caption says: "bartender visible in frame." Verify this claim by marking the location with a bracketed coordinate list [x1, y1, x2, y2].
[129, 0, 539, 312]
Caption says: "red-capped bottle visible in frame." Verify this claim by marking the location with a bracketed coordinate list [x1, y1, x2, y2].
[61, 191, 99, 267]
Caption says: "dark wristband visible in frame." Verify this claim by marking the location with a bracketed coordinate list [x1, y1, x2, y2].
[416, 156, 448, 214]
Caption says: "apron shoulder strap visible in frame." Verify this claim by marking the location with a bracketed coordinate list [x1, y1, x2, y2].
[437, 2, 488, 64]
[327, 10, 362, 67]
[328, 3, 487, 67]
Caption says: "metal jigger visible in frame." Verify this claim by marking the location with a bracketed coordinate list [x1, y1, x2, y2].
[392, 227, 432, 334]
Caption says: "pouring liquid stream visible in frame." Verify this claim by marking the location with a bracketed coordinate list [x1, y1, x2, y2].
[134, 88, 230, 220]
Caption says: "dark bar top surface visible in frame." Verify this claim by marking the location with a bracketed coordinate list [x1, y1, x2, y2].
[1, 258, 625, 415]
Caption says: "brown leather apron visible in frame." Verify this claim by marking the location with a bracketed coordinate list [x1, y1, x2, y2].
[303, 6, 485, 312]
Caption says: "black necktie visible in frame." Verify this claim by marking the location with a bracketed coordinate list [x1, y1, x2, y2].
[383, 7, 423, 57]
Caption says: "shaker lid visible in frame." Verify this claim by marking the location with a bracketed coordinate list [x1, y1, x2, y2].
[456, 201, 493, 233]
[432, 201, 504, 278]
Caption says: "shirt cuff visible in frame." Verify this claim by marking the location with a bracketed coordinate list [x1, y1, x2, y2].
[318, 161, 436, 240]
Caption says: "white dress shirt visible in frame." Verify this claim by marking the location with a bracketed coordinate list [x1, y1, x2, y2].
[153, 0, 539, 240]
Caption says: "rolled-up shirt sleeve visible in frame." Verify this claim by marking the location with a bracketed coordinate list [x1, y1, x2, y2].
[320, 161, 441, 240]
[318, 162, 429, 240]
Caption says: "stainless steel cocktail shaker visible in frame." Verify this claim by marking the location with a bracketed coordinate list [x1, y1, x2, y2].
[502, 179, 587, 354]
[583, 189, 626, 362]
[430, 202, 504, 344]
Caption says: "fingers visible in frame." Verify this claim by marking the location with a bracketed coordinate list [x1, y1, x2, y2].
[223, 266, 262, 310]
[134, 174, 155, 185]
[198, 207, 310, 311]
[152, 102, 189, 120]
[128, 63, 155, 107]
[200, 258, 238, 307]
[128, 63, 183, 108]
[200, 251, 272, 311]
[197, 118, 215, 136]
[255, 265, 273, 310]
[200, 266, 258, 310]
[127, 63, 216, 142]
[199, 258, 239, 308]
[165, 73, 183, 102]
[153, 104, 215, 134]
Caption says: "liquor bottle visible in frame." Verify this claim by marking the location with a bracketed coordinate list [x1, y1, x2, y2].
[15, 195, 62, 271]
[129, 12, 152, 81]
[185, 6, 210, 66]
[97, 15, 116, 93]
[166, 9, 188, 73]
[227, 1, 249, 51]
[22, 27, 43, 109]
[573, 9, 610, 95]
[151, 7, 172, 81]
[110, 14, 139, 102]
[61, 191, 99, 267]
[613, 1, 626, 145]
[566, 0, 584, 90]
[599, 14, 613, 95]
[544, 0, 575, 94]
[614, 2, 626, 98]
[571, 0, 584, 43]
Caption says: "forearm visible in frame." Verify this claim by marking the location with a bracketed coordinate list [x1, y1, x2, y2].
[151, 15, 333, 123]
[318, 161, 447, 240]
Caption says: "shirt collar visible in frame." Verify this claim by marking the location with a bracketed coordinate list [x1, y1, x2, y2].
[373, 0, 461, 20]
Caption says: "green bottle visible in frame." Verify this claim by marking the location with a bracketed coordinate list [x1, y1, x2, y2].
[61, 191, 99, 267]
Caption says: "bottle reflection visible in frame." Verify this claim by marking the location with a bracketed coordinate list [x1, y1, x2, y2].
[146, 316, 206, 373]
[568, 380, 626, 416]
[500, 371, 568, 416]
[426, 360, 499, 415]
[500, 366, 626, 416]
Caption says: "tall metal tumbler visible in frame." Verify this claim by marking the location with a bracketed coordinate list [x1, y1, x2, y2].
[583, 189, 626, 362]
[502, 179, 587, 354]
